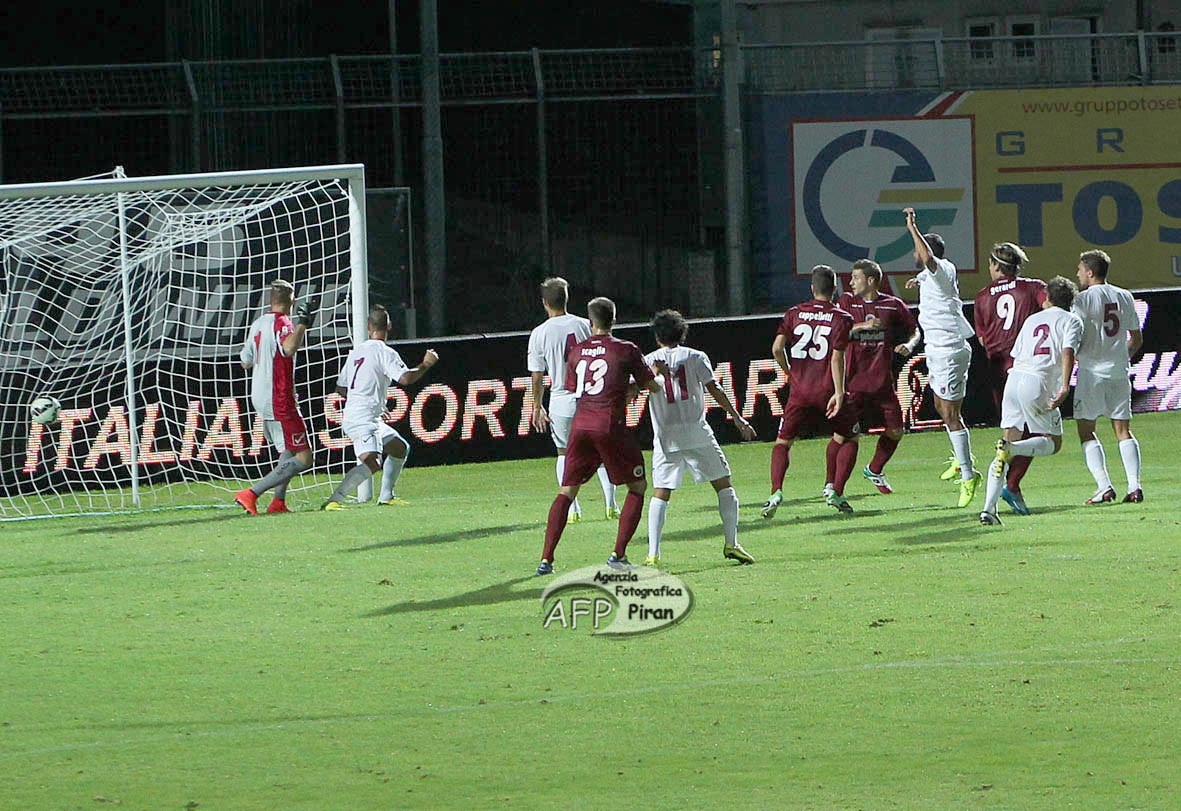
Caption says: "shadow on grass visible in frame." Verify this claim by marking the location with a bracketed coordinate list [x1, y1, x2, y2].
[73, 511, 244, 534]
[364, 575, 540, 617]
[343, 523, 538, 553]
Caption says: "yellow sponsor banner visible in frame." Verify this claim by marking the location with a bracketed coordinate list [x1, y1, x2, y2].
[953, 86, 1181, 296]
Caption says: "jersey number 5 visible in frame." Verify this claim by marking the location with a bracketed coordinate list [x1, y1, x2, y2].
[1103, 302, 1121, 337]
[791, 324, 831, 360]
[572, 358, 608, 397]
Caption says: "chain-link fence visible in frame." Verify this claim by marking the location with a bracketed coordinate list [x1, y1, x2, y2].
[0, 49, 708, 337]
[2, 34, 1177, 334]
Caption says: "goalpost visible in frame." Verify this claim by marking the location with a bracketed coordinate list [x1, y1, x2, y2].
[0, 164, 369, 519]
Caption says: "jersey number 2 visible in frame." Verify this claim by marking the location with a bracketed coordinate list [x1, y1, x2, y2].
[1031, 323, 1052, 356]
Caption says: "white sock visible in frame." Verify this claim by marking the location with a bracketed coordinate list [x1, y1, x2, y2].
[1119, 437, 1142, 492]
[948, 428, 975, 478]
[380, 454, 406, 501]
[647, 497, 668, 558]
[717, 486, 739, 546]
[1009, 436, 1055, 458]
[1082, 439, 1112, 492]
[557, 456, 580, 516]
[983, 461, 1005, 515]
[597, 466, 617, 510]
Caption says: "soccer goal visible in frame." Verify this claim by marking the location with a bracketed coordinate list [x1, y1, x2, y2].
[0, 164, 370, 519]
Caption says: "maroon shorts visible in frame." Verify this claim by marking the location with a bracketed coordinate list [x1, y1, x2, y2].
[277, 413, 311, 453]
[847, 390, 904, 433]
[777, 392, 859, 441]
[562, 426, 645, 487]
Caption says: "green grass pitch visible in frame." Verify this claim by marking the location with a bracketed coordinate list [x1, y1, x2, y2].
[2, 412, 1178, 810]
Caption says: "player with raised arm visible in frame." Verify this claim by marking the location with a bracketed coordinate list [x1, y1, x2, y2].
[536, 297, 662, 575]
[761, 265, 857, 518]
[972, 241, 1047, 515]
[527, 277, 619, 522]
[838, 259, 919, 496]
[234, 280, 318, 515]
[321, 305, 439, 510]
[644, 309, 757, 567]
[980, 276, 1083, 525]
[902, 207, 981, 508]
[1072, 249, 1145, 504]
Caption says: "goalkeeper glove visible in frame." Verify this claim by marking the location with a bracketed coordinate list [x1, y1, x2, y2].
[294, 296, 320, 328]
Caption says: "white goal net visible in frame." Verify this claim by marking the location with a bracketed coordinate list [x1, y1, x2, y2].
[0, 165, 369, 519]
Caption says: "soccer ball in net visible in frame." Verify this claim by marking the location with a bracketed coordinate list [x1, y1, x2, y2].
[29, 395, 62, 425]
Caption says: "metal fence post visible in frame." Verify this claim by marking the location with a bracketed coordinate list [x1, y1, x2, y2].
[182, 60, 202, 172]
[532, 48, 551, 277]
[330, 55, 347, 163]
[422, 0, 447, 336]
[721, 0, 747, 314]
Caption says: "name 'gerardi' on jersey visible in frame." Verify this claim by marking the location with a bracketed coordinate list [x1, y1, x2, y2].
[526, 313, 591, 419]
[336, 339, 410, 424]
[240, 311, 299, 420]
[564, 333, 655, 434]
[1072, 283, 1139, 378]
[644, 344, 716, 453]
[974, 276, 1048, 358]
[776, 299, 854, 401]
[837, 292, 917, 394]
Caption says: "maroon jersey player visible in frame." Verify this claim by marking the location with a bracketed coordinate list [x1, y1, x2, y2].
[972, 242, 1046, 509]
[536, 296, 662, 575]
[974, 242, 1047, 415]
[838, 259, 920, 495]
[761, 265, 858, 518]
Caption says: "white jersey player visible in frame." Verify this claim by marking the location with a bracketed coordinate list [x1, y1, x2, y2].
[643, 309, 756, 567]
[981, 276, 1084, 525]
[1071, 249, 1145, 504]
[322, 305, 438, 509]
[903, 207, 980, 508]
[527, 277, 617, 521]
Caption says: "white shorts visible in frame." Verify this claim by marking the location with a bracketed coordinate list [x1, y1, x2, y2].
[1001, 371, 1063, 436]
[550, 412, 573, 451]
[263, 420, 287, 453]
[1073, 368, 1132, 422]
[651, 438, 731, 491]
[924, 342, 971, 402]
[343, 420, 404, 457]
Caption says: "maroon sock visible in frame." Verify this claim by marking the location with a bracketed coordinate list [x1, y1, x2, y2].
[1007, 455, 1032, 492]
[542, 494, 572, 562]
[825, 440, 840, 486]
[869, 435, 900, 474]
[770, 443, 790, 492]
[835, 440, 859, 494]
[613, 490, 644, 557]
